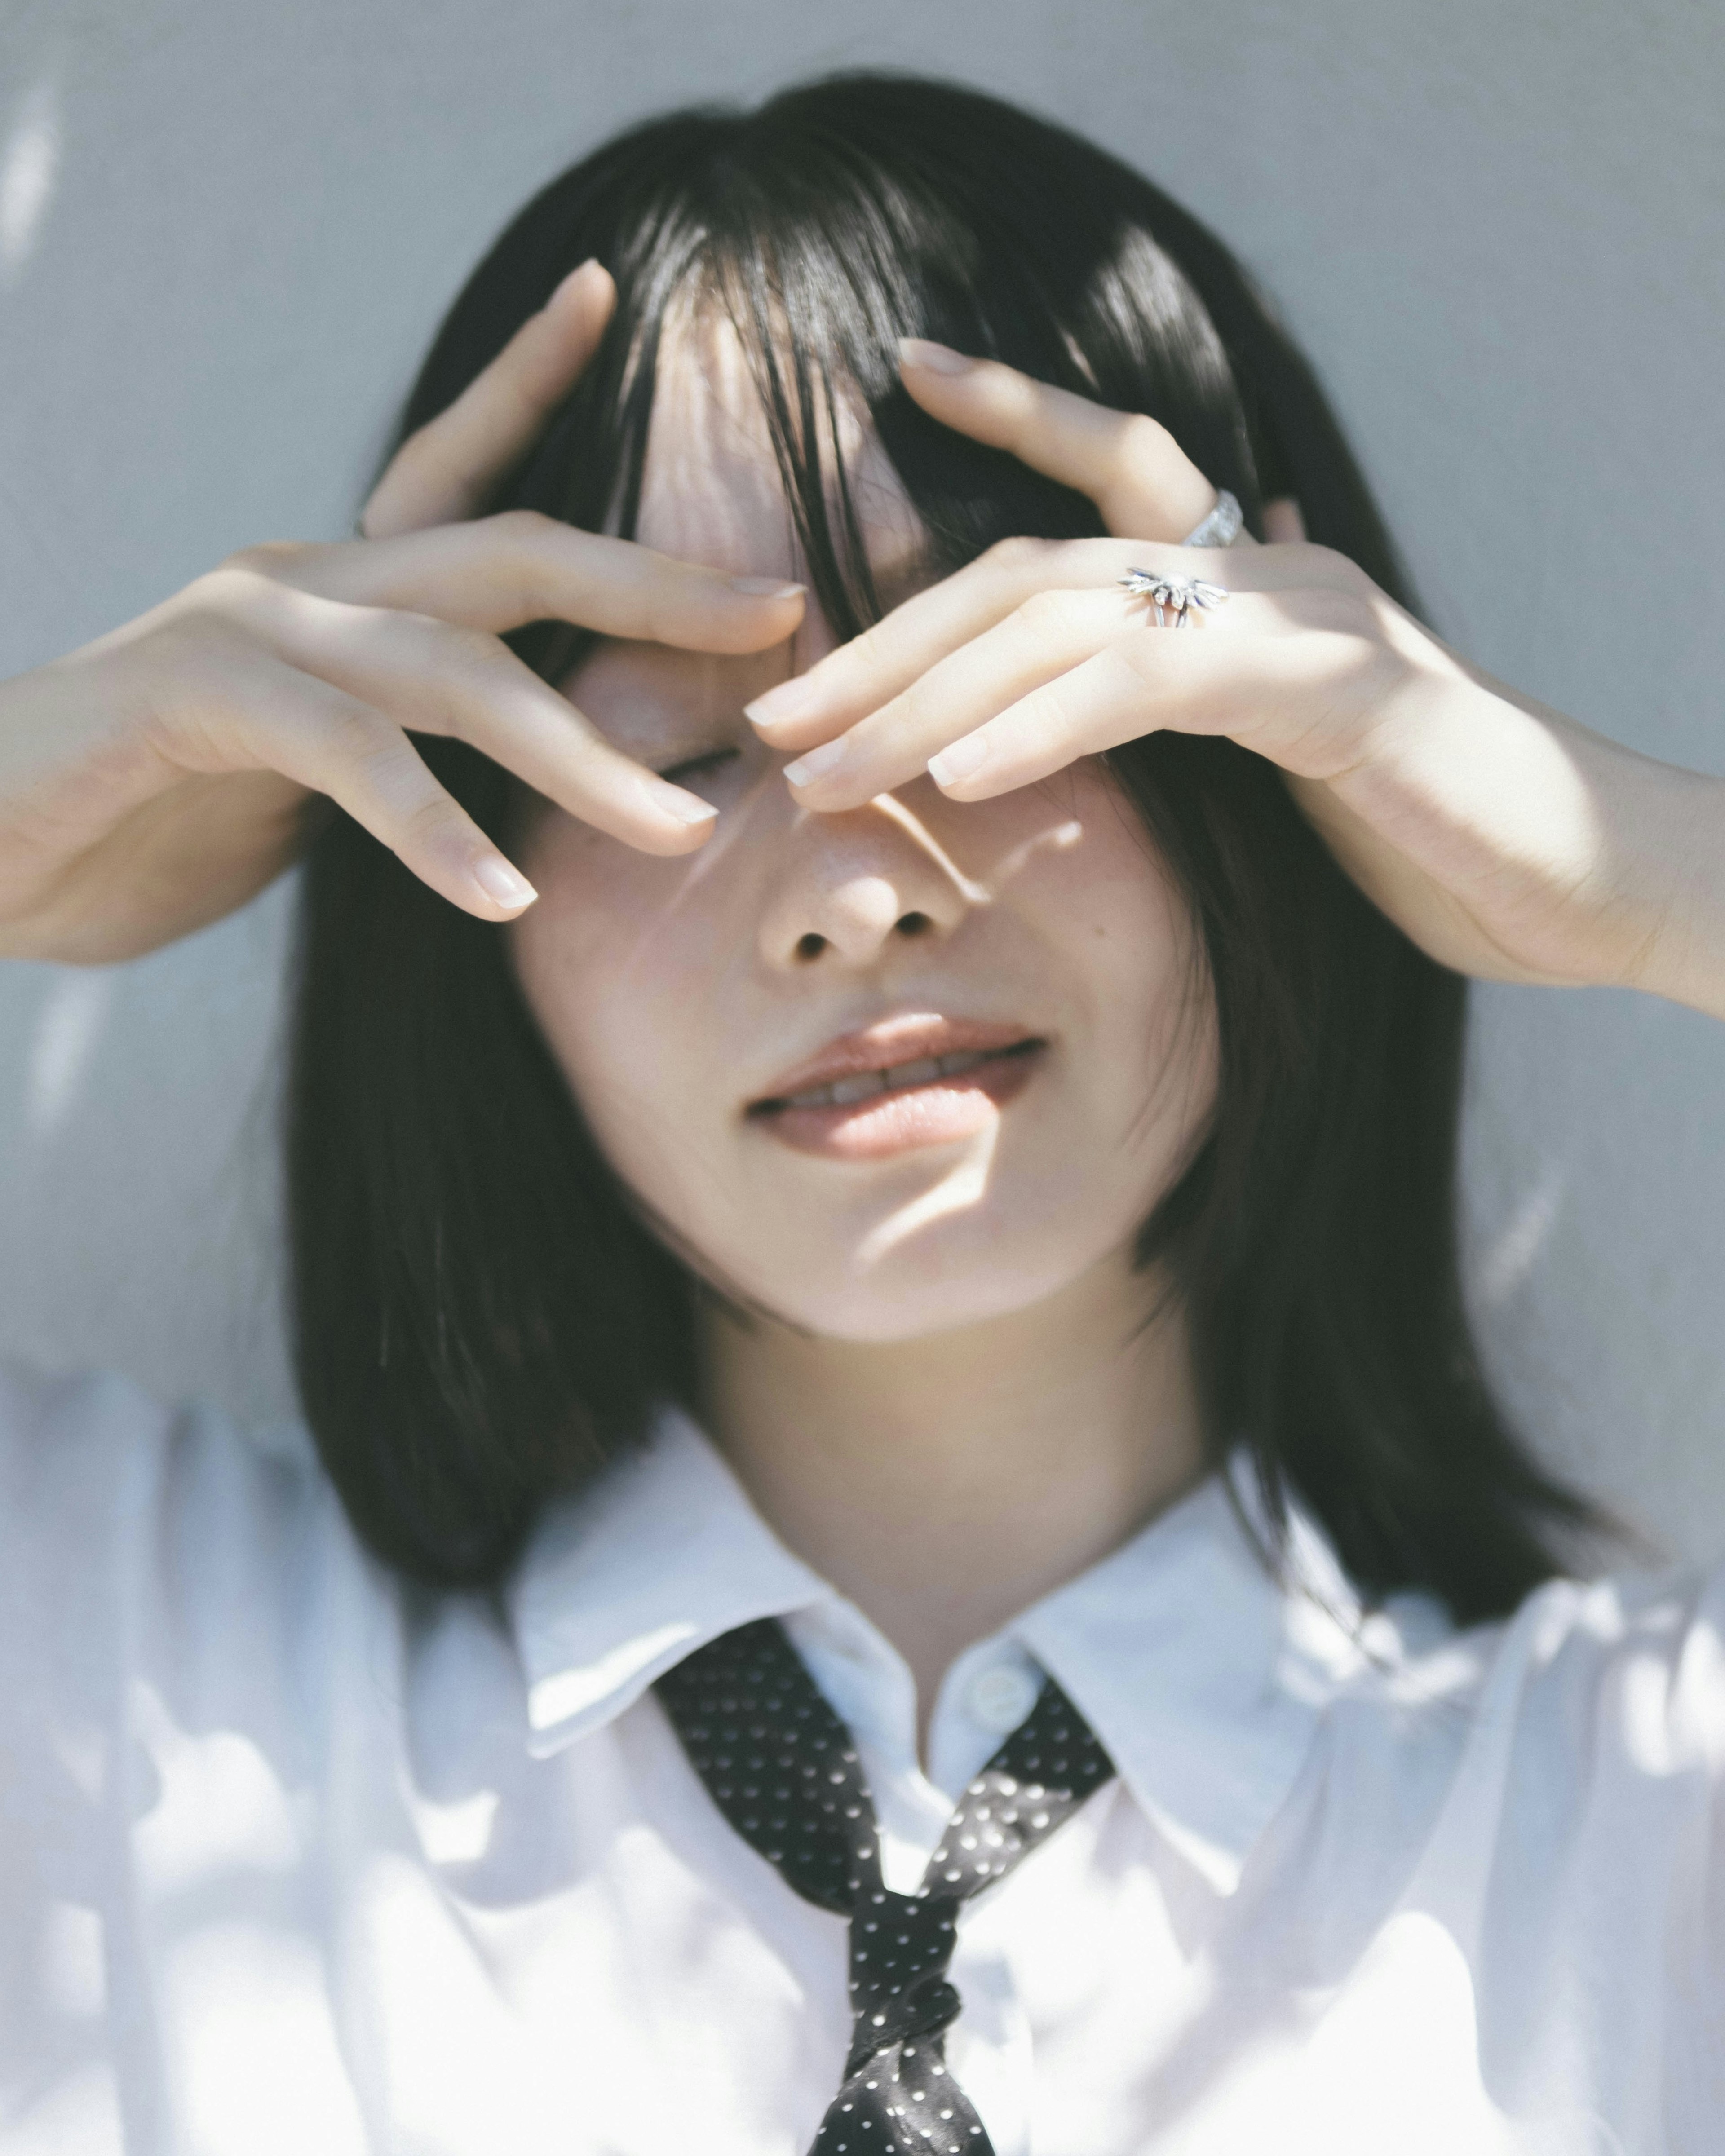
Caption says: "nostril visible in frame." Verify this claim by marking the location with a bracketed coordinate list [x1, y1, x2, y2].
[795, 932, 827, 962]
[894, 911, 933, 939]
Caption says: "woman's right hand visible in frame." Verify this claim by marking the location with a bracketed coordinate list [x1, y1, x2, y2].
[0, 261, 805, 964]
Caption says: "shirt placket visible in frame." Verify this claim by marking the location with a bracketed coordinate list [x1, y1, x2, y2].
[782, 1602, 1043, 2155]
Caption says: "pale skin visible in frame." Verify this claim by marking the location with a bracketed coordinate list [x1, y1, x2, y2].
[507, 312, 1217, 1719]
[4, 264, 1723, 1736]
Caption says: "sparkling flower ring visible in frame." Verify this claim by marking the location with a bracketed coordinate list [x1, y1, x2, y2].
[1119, 568, 1231, 628]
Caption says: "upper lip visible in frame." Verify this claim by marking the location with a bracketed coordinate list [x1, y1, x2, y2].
[748, 1014, 1042, 1112]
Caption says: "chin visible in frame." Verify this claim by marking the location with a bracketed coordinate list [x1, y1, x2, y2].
[718, 1215, 1109, 1345]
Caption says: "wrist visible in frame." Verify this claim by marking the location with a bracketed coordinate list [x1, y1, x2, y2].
[1622, 765, 1725, 1020]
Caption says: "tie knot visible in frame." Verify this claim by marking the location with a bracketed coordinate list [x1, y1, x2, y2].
[845, 1890, 964, 2074]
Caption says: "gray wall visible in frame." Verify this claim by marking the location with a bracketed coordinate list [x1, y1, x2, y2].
[3, 0, 1722, 1560]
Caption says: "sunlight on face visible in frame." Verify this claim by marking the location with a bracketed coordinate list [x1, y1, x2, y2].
[509, 311, 1218, 1341]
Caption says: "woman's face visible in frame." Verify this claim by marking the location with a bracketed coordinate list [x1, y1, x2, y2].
[511, 320, 1218, 1342]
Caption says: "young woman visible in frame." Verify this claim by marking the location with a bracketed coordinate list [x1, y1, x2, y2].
[1, 72, 1721, 2156]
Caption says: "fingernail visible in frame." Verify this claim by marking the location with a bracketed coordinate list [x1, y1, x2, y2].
[898, 337, 978, 377]
[549, 258, 600, 303]
[927, 733, 990, 788]
[659, 788, 719, 827]
[473, 857, 538, 910]
[783, 737, 849, 789]
[729, 575, 806, 598]
[746, 675, 821, 729]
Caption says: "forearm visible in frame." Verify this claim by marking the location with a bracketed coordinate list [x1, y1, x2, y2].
[1469, 657, 1725, 1020]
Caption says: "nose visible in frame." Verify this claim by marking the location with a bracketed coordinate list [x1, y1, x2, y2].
[756, 793, 981, 972]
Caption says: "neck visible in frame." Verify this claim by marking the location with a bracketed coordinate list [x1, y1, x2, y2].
[697, 1253, 1206, 1732]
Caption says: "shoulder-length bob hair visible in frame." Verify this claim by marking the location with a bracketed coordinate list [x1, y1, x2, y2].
[288, 71, 1599, 1620]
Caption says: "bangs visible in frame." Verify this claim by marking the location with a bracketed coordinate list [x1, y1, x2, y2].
[404, 77, 1266, 695]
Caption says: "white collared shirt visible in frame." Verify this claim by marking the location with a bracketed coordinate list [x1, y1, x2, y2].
[0, 1363, 1721, 2155]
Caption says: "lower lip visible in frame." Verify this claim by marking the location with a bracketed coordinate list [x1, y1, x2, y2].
[749, 1045, 1044, 1161]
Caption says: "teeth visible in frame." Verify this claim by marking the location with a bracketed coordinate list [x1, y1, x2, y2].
[778, 1044, 1020, 1111]
[829, 1071, 888, 1105]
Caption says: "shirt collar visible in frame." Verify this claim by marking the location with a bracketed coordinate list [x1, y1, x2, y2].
[506, 1410, 1390, 1897]
[1008, 1467, 1373, 1894]
[507, 1408, 832, 1751]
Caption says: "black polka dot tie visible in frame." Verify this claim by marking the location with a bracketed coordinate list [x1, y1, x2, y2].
[655, 1618, 1114, 2156]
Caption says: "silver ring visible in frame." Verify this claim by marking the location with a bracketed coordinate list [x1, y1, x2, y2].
[1180, 489, 1243, 548]
[1119, 568, 1230, 628]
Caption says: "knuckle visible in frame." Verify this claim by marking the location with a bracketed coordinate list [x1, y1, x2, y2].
[1110, 626, 1161, 682]
[1312, 588, 1377, 637]
[1305, 543, 1373, 594]
[982, 534, 1053, 575]
[123, 624, 222, 737]
[424, 617, 500, 671]
[1017, 587, 1075, 635]
[1035, 675, 1085, 736]
[1355, 640, 1412, 705]
[135, 607, 258, 700]
[219, 540, 307, 580]
[476, 510, 561, 613]
[141, 606, 224, 663]
[632, 591, 680, 647]
[195, 554, 333, 632]
[483, 506, 557, 545]
[399, 789, 464, 844]
[188, 565, 266, 620]
[845, 614, 897, 672]
[321, 701, 393, 764]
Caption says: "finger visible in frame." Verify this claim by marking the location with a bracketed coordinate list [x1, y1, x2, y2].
[781, 588, 1131, 808]
[779, 585, 1303, 811]
[256, 588, 724, 853]
[360, 260, 616, 540]
[208, 656, 540, 917]
[745, 529, 1329, 749]
[897, 340, 1219, 542]
[925, 623, 1389, 802]
[242, 518, 806, 652]
[746, 536, 1142, 748]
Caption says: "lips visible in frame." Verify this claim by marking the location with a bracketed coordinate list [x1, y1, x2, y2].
[747, 1016, 1045, 1160]
[768, 1043, 1024, 1112]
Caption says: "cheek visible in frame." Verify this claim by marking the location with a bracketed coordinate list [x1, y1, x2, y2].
[1029, 801, 1216, 1237]
[508, 818, 720, 1132]
[993, 769, 1215, 1113]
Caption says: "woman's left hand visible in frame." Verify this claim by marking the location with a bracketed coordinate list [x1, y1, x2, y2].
[744, 343, 1725, 1021]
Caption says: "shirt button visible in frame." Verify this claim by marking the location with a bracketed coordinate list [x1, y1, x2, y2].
[964, 1663, 1039, 1735]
